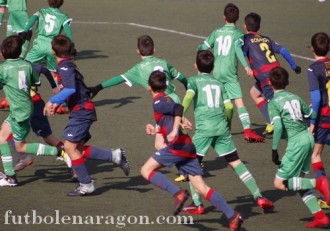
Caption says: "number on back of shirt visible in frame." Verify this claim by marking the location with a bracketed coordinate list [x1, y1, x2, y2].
[283, 99, 302, 120]
[203, 84, 221, 108]
[216, 35, 232, 56]
[18, 71, 28, 92]
[45, 14, 56, 33]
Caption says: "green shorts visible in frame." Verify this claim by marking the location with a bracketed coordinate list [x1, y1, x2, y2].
[6, 116, 30, 142]
[26, 36, 56, 72]
[276, 130, 314, 179]
[222, 81, 243, 99]
[7, 10, 28, 35]
[193, 131, 236, 157]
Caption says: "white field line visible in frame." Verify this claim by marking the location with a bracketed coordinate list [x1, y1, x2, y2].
[74, 21, 315, 62]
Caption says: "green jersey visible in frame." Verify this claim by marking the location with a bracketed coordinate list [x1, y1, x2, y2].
[0, 59, 40, 122]
[201, 25, 249, 83]
[121, 56, 180, 96]
[268, 90, 312, 139]
[34, 7, 71, 38]
[7, 0, 27, 12]
[187, 73, 228, 137]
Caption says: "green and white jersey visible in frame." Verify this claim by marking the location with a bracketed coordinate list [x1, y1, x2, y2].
[0, 59, 40, 122]
[121, 56, 180, 96]
[268, 90, 312, 139]
[187, 73, 228, 137]
[7, 0, 27, 12]
[35, 7, 71, 38]
[203, 25, 246, 83]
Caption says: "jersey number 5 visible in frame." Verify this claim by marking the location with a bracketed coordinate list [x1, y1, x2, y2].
[45, 14, 56, 33]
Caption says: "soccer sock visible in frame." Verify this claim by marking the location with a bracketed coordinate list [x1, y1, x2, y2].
[148, 170, 180, 196]
[189, 182, 203, 206]
[25, 143, 58, 156]
[71, 157, 92, 184]
[312, 161, 326, 179]
[20, 40, 30, 58]
[205, 188, 235, 219]
[238, 107, 251, 129]
[288, 177, 315, 190]
[224, 100, 234, 129]
[82, 145, 113, 162]
[257, 100, 270, 123]
[0, 142, 15, 176]
[233, 162, 262, 200]
[299, 190, 322, 215]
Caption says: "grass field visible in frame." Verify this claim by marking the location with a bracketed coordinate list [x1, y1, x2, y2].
[0, 0, 330, 230]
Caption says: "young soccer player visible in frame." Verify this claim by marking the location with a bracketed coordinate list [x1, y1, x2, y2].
[0, 35, 65, 186]
[306, 32, 330, 209]
[197, 3, 264, 143]
[268, 66, 330, 228]
[44, 35, 130, 196]
[180, 50, 273, 215]
[88, 34, 187, 104]
[243, 12, 301, 135]
[142, 70, 243, 231]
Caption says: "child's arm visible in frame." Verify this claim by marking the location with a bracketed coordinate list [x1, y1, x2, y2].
[88, 76, 125, 98]
[234, 39, 253, 77]
[175, 73, 188, 89]
[279, 47, 301, 74]
[24, 13, 39, 32]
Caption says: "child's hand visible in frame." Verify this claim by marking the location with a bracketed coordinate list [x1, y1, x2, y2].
[44, 101, 58, 116]
[166, 131, 176, 143]
[309, 124, 315, 135]
[52, 86, 60, 95]
[245, 67, 253, 77]
[182, 117, 193, 131]
[146, 124, 157, 135]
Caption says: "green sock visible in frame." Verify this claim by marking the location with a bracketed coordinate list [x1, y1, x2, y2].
[26, 143, 58, 156]
[224, 101, 234, 130]
[299, 190, 321, 214]
[238, 107, 251, 130]
[288, 177, 316, 191]
[0, 142, 15, 176]
[234, 162, 262, 200]
[189, 182, 203, 206]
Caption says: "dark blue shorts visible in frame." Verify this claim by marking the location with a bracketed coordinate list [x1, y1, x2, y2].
[62, 118, 93, 143]
[255, 82, 274, 101]
[314, 126, 330, 145]
[152, 147, 204, 178]
[30, 100, 52, 137]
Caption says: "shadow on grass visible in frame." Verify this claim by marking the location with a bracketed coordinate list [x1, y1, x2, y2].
[74, 50, 109, 61]
[93, 96, 141, 108]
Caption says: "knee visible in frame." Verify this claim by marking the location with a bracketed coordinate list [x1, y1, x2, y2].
[140, 165, 150, 180]
[224, 101, 233, 111]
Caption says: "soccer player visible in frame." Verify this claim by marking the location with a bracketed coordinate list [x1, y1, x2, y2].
[268, 66, 330, 228]
[243, 12, 301, 135]
[180, 50, 273, 215]
[0, 35, 65, 186]
[142, 70, 243, 231]
[44, 35, 130, 196]
[306, 32, 330, 209]
[197, 3, 264, 143]
[88, 34, 187, 104]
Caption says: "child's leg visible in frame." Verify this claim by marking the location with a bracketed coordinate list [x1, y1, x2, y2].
[311, 144, 326, 179]
[224, 100, 234, 129]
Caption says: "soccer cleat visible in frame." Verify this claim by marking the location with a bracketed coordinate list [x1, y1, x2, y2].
[229, 211, 243, 231]
[14, 154, 33, 172]
[182, 203, 205, 215]
[315, 176, 330, 204]
[59, 150, 72, 168]
[305, 213, 330, 228]
[256, 197, 274, 213]
[0, 97, 9, 109]
[174, 189, 190, 215]
[112, 148, 130, 176]
[262, 123, 274, 135]
[56, 104, 69, 114]
[174, 174, 188, 182]
[67, 181, 95, 196]
[318, 198, 330, 210]
[0, 174, 18, 187]
[244, 129, 265, 143]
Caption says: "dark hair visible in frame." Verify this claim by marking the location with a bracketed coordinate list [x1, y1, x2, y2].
[48, 0, 64, 8]
[51, 34, 73, 58]
[196, 50, 214, 73]
[224, 3, 239, 23]
[148, 70, 167, 92]
[269, 66, 289, 90]
[137, 35, 154, 56]
[244, 13, 261, 32]
[311, 32, 330, 57]
[1, 35, 23, 59]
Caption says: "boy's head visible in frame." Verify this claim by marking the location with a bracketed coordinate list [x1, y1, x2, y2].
[244, 13, 261, 32]
[137, 35, 154, 56]
[311, 32, 330, 57]
[1, 35, 23, 59]
[48, 0, 64, 8]
[224, 3, 239, 23]
[195, 50, 214, 73]
[148, 70, 167, 93]
[52, 34, 74, 58]
[269, 66, 289, 90]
